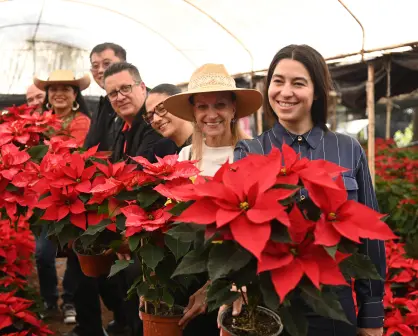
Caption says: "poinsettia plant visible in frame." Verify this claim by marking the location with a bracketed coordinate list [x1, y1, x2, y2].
[27, 138, 136, 254]
[108, 154, 201, 316]
[0, 104, 59, 335]
[159, 144, 397, 336]
[373, 139, 418, 257]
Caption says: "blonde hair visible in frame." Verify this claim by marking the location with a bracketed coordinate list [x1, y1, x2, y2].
[190, 120, 251, 166]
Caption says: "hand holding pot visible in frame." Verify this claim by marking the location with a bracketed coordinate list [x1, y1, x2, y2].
[138, 296, 144, 320]
[116, 236, 131, 260]
[357, 328, 383, 336]
[217, 285, 247, 333]
[178, 281, 210, 329]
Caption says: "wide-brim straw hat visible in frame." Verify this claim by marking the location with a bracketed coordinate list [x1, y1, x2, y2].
[164, 64, 262, 122]
[34, 70, 90, 91]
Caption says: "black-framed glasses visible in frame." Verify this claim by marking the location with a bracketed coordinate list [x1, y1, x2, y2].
[107, 82, 141, 102]
[143, 102, 168, 124]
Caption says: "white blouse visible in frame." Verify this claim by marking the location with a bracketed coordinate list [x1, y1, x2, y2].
[178, 143, 234, 177]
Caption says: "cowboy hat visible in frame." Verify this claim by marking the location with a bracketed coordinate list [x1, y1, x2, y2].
[34, 70, 91, 91]
[164, 64, 262, 121]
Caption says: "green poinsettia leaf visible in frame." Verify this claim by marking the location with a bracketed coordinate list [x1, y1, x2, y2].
[140, 244, 165, 270]
[162, 288, 175, 307]
[300, 283, 351, 325]
[172, 249, 208, 278]
[339, 252, 382, 280]
[108, 259, 134, 278]
[324, 245, 338, 260]
[28, 145, 48, 161]
[260, 272, 280, 311]
[136, 282, 149, 298]
[168, 201, 193, 216]
[164, 235, 191, 261]
[270, 221, 292, 243]
[128, 235, 141, 252]
[115, 190, 139, 201]
[83, 219, 112, 236]
[279, 304, 308, 336]
[166, 223, 204, 242]
[115, 215, 126, 231]
[207, 242, 252, 281]
[137, 190, 160, 209]
[206, 279, 240, 312]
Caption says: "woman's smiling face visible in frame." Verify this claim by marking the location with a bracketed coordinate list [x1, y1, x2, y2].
[192, 91, 235, 139]
[268, 58, 315, 126]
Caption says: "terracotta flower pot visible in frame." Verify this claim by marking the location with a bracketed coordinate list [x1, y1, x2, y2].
[219, 306, 283, 336]
[141, 308, 183, 336]
[72, 238, 114, 278]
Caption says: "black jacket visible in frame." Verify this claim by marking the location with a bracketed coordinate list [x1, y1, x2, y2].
[110, 104, 162, 163]
[151, 137, 191, 162]
[83, 96, 123, 151]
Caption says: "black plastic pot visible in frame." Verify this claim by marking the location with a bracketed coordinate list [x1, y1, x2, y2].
[218, 306, 283, 336]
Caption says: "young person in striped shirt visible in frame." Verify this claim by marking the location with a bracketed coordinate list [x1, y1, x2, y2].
[233, 44, 384, 336]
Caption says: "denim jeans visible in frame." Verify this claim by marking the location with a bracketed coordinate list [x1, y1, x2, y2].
[35, 225, 76, 307]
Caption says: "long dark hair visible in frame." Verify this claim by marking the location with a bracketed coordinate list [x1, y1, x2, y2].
[42, 85, 90, 117]
[264, 44, 332, 130]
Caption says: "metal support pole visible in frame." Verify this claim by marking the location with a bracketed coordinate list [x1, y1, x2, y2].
[385, 59, 392, 139]
[367, 63, 375, 186]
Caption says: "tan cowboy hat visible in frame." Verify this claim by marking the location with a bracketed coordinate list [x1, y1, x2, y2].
[164, 64, 262, 121]
[34, 70, 90, 91]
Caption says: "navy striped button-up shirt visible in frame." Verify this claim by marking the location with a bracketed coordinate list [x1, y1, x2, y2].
[234, 122, 385, 328]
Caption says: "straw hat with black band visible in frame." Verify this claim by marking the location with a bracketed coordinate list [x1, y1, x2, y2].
[164, 64, 262, 122]
[34, 70, 90, 91]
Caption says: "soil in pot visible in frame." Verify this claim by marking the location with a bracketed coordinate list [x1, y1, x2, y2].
[73, 238, 114, 277]
[220, 306, 283, 336]
[141, 303, 184, 336]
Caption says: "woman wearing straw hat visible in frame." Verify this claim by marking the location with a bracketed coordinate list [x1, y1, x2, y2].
[34, 70, 91, 147]
[164, 64, 263, 334]
[164, 63, 262, 177]
[33, 70, 91, 326]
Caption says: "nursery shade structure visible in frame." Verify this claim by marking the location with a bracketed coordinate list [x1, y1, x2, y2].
[1, 0, 418, 95]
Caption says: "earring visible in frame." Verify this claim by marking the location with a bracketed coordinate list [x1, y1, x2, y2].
[231, 118, 237, 124]
[72, 102, 80, 111]
[46, 103, 52, 110]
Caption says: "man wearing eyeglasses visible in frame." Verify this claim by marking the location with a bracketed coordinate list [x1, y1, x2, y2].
[84, 42, 127, 151]
[102, 62, 162, 336]
[103, 62, 161, 162]
[65, 43, 131, 336]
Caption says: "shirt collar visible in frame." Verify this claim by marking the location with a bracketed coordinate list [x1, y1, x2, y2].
[273, 122, 324, 149]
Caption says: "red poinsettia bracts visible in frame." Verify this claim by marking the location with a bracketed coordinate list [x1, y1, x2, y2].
[0, 120, 37, 147]
[121, 205, 172, 237]
[287, 205, 316, 244]
[384, 310, 415, 336]
[131, 154, 200, 180]
[36, 187, 86, 229]
[311, 175, 397, 246]
[0, 292, 52, 335]
[50, 153, 96, 193]
[0, 144, 31, 181]
[11, 161, 49, 194]
[258, 239, 349, 301]
[153, 178, 195, 201]
[249, 144, 347, 195]
[176, 161, 296, 259]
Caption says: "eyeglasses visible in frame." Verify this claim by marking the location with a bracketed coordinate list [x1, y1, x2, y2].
[107, 82, 141, 102]
[143, 102, 168, 124]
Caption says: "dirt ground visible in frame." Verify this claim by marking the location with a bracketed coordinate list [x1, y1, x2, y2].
[34, 258, 113, 336]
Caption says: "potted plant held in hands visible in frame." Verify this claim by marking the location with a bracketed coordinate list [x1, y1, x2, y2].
[161, 144, 396, 336]
[29, 138, 127, 277]
[110, 153, 201, 336]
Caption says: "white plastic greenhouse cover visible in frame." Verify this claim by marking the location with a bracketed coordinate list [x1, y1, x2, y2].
[0, 0, 417, 95]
